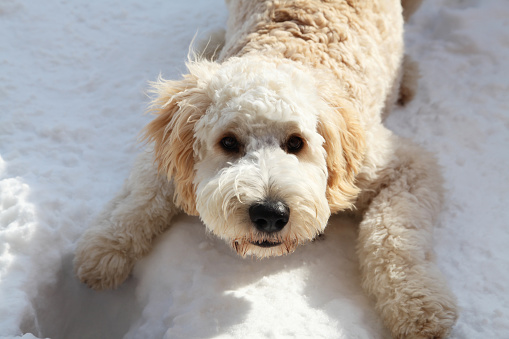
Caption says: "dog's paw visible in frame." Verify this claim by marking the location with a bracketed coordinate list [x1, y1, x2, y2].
[383, 285, 458, 339]
[74, 233, 134, 290]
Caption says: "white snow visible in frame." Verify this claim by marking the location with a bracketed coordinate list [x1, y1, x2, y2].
[1, 0, 508, 338]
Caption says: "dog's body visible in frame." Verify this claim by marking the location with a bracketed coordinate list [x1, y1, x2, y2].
[75, 0, 458, 337]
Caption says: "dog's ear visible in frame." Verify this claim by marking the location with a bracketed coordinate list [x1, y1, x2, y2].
[142, 61, 218, 216]
[317, 97, 366, 213]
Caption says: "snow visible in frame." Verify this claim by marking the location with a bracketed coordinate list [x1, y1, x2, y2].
[0, 0, 508, 338]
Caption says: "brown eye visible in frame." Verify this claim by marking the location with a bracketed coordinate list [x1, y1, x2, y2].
[286, 135, 304, 154]
[220, 136, 240, 153]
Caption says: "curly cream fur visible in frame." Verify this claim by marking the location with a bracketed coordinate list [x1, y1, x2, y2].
[75, 0, 458, 337]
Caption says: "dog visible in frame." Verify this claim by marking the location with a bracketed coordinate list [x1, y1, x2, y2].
[74, 0, 458, 337]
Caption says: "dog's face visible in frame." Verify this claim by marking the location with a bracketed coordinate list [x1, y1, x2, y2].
[143, 57, 365, 258]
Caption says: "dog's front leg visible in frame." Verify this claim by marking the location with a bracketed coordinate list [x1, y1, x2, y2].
[357, 139, 458, 338]
[74, 151, 179, 290]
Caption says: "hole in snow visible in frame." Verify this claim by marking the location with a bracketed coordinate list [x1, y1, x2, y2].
[27, 254, 141, 339]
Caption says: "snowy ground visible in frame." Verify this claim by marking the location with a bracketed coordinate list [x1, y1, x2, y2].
[1, 0, 508, 338]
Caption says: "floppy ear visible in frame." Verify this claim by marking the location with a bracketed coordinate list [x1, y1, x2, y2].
[142, 61, 218, 216]
[317, 98, 366, 213]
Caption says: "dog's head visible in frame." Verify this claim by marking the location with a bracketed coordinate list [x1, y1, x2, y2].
[143, 57, 365, 258]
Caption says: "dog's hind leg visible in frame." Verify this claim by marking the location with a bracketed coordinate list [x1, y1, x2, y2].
[382, 54, 419, 121]
[356, 137, 458, 338]
[74, 151, 179, 290]
[402, 0, 424, 22]
[398, 54, 420, 106]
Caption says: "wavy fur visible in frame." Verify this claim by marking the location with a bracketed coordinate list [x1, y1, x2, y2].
[75, 1, 457, 337]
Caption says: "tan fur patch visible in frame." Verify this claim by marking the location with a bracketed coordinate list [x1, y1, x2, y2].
[317, 98, 365, 213]
[141, 75, 210, 215]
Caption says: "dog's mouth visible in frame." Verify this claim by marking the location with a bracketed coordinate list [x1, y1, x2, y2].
[232, 237, 298, 258]
[249, 240, 282, 248]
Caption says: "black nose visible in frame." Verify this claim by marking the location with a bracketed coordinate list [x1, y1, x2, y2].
[249, 200, 290, 233]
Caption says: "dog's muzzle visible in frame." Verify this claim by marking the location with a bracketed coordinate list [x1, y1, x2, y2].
[249, 200, 290, 234]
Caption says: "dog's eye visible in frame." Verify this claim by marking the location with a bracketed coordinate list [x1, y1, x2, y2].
[286, 135, 304, 154]
[220, 136, 240, 152]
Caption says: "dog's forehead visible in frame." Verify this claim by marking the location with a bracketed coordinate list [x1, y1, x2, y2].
[197, 57, 325, 136]
[208, 90, 314, 130]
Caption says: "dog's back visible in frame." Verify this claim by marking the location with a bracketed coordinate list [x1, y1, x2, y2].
[220, 0, 407, 125]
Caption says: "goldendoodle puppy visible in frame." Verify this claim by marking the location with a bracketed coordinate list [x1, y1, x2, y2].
[75, 0, 458, 337]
